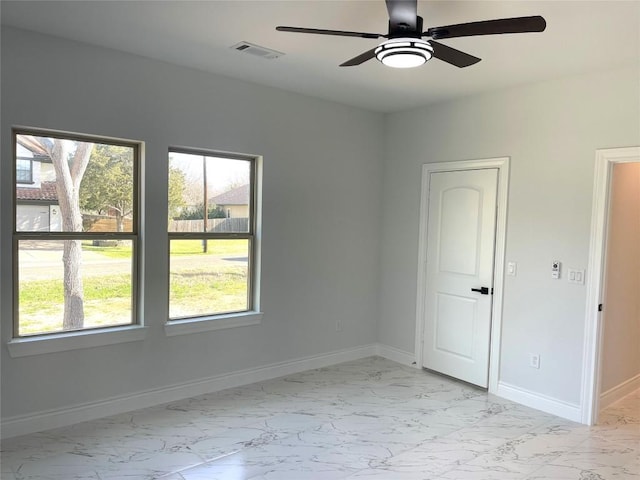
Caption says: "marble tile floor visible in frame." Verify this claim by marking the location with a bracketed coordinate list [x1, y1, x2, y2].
[1, 357, 638, 479]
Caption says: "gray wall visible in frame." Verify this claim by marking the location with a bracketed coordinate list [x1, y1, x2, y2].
[381, 67, 640, 405]
[600, 162, 640, 394]
[0, 28, 384, 420]
[3, 25, 640, 424]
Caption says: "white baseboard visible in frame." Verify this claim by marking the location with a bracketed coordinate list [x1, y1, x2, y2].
[600, 373, 640, 410]
[376, 343, 416, 367]
[1, 343, 377, 439]
[497, 381, 582, 422]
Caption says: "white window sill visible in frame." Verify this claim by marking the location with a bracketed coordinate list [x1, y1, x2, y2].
[7, 325, 148, 358]
[165, 311, 263, 337]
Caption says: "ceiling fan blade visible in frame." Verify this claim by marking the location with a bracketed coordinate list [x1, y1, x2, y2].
[276, 26, 383, 39]
[340, 48, 377, 67]
[430, 41, 481, 68]
[426, 15, 546, 40]
[386, 0, 418, 31]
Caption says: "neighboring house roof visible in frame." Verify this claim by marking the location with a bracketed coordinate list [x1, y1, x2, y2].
[16, 181, 58, 202]
[17, 135, 50, 160]
[210, 184, 249, 206]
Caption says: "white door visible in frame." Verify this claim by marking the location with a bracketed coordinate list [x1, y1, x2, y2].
[422, 168, 498, 387]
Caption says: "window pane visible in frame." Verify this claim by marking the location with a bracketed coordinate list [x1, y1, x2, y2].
[169, 239, 249, 319]
[15, 134, 134, 233]
[169, 152, 251, 233]
[17, 239, 134, 336]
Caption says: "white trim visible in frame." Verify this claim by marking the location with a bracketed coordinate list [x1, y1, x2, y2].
[252, 155, 263, 315]
[1, 343, 377, 439]
[414, 157, 510, 395]
[376, 343, 416, 367]
[582, 146, 640, 425]
[6, 325, 148, 358]
[599, 373, 640, 410]
[497, 381, 582, 422]
[165, 312, 263, 336]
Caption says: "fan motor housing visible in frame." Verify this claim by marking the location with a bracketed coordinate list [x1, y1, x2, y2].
[388, 15, 423, 38]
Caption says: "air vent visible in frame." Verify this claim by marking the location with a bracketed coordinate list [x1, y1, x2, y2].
[231, 41, 284, 60]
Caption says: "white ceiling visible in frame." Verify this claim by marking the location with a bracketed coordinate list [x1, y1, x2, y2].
[2, 1, 639, 112]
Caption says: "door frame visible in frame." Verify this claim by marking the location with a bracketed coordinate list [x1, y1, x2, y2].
[414, 157, 510, 394]
[581, 146, 640, 425]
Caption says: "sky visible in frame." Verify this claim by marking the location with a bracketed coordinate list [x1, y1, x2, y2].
[169, 151, 250, 197]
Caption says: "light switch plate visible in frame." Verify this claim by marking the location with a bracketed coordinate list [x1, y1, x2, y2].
[567, 268, 585, 285]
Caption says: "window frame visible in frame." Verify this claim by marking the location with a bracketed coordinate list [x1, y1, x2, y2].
[12, 127, 142, 340]
[167, 147, 262, 329]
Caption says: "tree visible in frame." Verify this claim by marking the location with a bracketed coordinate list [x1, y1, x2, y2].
[80, 144, 133, 232]
[38, 137, 93, 330]
[82, 150, 187, 228]
[168, 166, 187, 221]
[174, 203, 226, 220]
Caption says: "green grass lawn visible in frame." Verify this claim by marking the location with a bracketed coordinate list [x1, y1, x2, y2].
[19, 265, 248, 336]
[19, 239, 249, 335]
[169, 267, 248, 318]
[19, 274, 133, 335]
[169, 239, 248, 257]
[82, 242, 133, 258]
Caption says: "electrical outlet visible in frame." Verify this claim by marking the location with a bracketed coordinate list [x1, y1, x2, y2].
[529, 354, 540, 369]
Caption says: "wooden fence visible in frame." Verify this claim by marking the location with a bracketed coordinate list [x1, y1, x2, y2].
[170, 218, 249, 232]
[83, 215, 132, 232]
[82, 216, 248, 233]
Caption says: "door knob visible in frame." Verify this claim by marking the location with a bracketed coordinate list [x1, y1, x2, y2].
[471, 287, 490, 295]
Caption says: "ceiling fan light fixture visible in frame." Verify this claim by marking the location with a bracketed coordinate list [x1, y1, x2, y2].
[374, 37, 433, 68]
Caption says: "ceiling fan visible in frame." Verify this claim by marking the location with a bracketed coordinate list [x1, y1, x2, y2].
[276, 0, 546, 69]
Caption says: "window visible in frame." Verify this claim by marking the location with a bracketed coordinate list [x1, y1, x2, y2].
[168, 149, 259, 321]
[16, 158, 33, 183]
[13, 130, 139, 338]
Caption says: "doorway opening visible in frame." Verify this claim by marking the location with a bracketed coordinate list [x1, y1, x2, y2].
[582, 147, 640, 425]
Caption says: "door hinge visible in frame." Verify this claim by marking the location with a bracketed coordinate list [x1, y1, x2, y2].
[598, 304, 603, 312]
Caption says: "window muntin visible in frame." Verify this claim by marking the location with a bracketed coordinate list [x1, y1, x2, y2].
[13, 130, 139, 337]
[168, 149, 256, 320]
